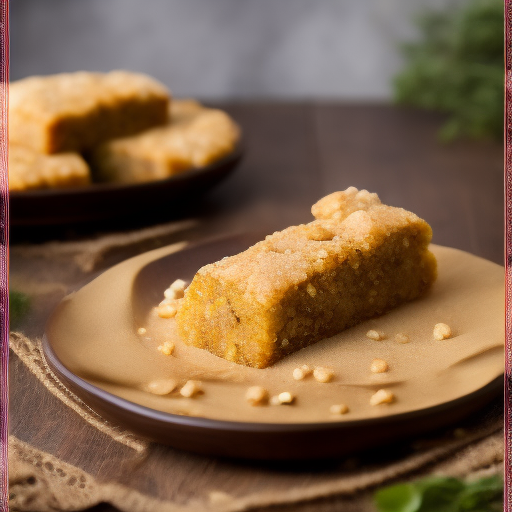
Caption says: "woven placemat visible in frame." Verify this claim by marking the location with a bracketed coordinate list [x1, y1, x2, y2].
[8, 222, 504, 512]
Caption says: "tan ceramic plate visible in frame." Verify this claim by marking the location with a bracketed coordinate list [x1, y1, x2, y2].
[43, 234, 504, 459]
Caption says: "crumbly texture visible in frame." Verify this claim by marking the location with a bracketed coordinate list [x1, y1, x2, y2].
[9, 145, 91, 191]
[370, 389, 395, 406]
[370, 358, 389, 373]
[9, 71, 170, 153]
[433, 323, 452, 340]
[176, 187, 437, 369]
[89, 99, 240, 184]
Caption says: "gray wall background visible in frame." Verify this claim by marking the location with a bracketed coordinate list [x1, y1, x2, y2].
[10, 0, 462, 100]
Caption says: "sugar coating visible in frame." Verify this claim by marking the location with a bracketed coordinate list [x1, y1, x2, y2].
[9, 145, 90, 191]
[9, 71, 170, 153]
[176, 188, 437, 368]
[90, 100, 240, 184]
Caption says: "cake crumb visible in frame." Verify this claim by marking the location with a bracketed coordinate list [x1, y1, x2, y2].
[145, 379, 177, 395]
[137, 327, 147, 335]
[370, 359, 389, 374]
[306, 283, 317, 297]
[156, 303, 178, 319]
[164, 279, 187, 300]
[245, 386, 269, 406]
[395, 333, 410, 344]
[180, 380, 203, 398]
[370, 389, 394, 406]
[313, 367, 334, 383]
[293, 365, 312, 381]
[366, 330, 385, 341]
[271, 391, 295, 405]
[157, 340, 175, 356]
[330, 404, 349, 415]
[433, 323, 452, 340]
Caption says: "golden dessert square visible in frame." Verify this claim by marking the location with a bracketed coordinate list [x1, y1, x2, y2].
[176, 188, 437, 368]
[9, 71, 170, 154]
[89, 100, 240, 184]
[9, 145, 90, 191]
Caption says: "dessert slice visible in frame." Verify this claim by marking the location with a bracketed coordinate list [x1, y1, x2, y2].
[9, 145, 90, 191]
[89, 100, 240, 184]
[176, 188, 437, 368]
[9, 71, 170, 154]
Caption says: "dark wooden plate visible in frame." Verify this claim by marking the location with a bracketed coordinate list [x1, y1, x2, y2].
[42, 234, 504, 460]
[10, 146, 243, 226]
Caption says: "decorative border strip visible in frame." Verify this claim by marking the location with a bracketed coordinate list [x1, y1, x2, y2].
[506, 2, 512, 511]
[0, 1, 7, 510]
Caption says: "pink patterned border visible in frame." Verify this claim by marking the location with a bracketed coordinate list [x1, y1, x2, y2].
[506, 1, 512, 510]
[0, 1, 7, 510]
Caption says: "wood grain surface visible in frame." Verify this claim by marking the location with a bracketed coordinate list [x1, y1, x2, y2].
[193, 102, 504, 265]
[9, 103, 504, 512]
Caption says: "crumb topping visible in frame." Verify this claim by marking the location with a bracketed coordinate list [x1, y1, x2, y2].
[313, 367, 335, 383]
[370, 389, 395, 406]
[180, 380, 203, 398]
[366, 330, 385, 341]
[245, 386, 269, 406]
[433, 323, 452, 340]
[370, 359, 389, 373]
[329, 404, 349, 415]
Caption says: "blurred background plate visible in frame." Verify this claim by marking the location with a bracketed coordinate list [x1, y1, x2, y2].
[10, 145, 243, 226]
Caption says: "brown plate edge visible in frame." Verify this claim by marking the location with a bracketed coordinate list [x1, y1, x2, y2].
[41, 333, 503, 460]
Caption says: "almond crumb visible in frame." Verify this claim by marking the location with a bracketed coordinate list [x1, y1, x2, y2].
[145, 379, 177, 395]
[330, 404, 349, 415]
[271, 392, 295, 405]
[157, 341, 175, 356]
[306, 283, 317, 297]
[313, 366, 334, 383]
[180, 380, 203, 398]
[370, 358, 389, 373]
[137, 327, 147, 335]
[164, 279, 187, 300]
[433, 323, 452, 340]
[366, 330, 385, 341]
[245, 386, 269, 406]
[395, 333, 410, 344]
[293, 365, 312, 381]
[156, 303, 178, 318]
[370, 389, 394, 406]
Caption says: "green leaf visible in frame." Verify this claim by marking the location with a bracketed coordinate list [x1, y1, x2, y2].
[374, 483, 422, 512]
[374, 475, 503, 512]
[457, 476, 503, 511]
[9, 290, 30, 328]
[416, 477, 464, 512]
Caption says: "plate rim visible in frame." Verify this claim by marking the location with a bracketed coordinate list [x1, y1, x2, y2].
[10, 143, 244, 199]
[41, 234, 505, 437]
[41, 332, 503, 434]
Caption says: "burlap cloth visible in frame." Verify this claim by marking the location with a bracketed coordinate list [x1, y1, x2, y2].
[8, 221, 504, 512]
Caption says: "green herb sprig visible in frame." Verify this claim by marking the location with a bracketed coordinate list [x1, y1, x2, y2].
[374, 475, 503, 512]
[394, 0, 503, 142]
[9, 290, 30, 328]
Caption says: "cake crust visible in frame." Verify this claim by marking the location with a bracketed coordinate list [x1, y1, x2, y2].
[9, 145, 90, 191]
[9, 71, 170, 154]
[89, 100, 240, 184]
[176, 188, 437, 368]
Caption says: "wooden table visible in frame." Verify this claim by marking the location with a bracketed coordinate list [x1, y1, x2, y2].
[9, 103, 504, 512]
[189, 102, 504, 265]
